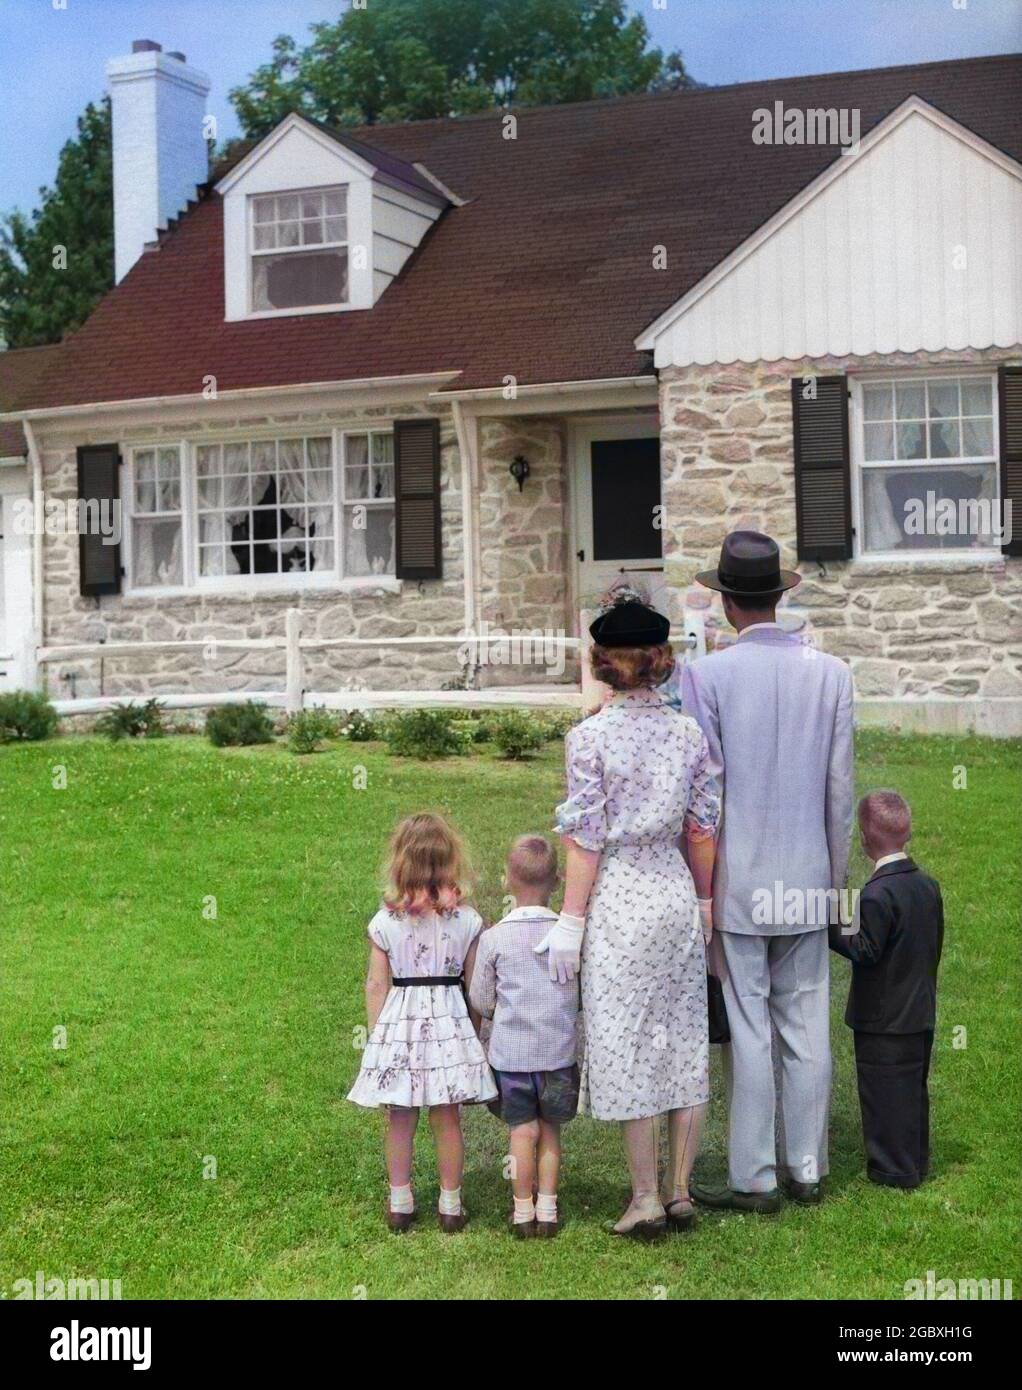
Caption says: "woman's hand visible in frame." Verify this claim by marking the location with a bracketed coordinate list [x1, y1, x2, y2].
[697, 897, 713, 947]
[534, 912, 586, 984]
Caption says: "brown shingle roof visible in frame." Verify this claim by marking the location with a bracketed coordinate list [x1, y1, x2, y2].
[0, 343, 68, 451]
[4, 54, 1020, 414]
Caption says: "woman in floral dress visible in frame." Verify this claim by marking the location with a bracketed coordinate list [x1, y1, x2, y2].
[548, 600, 720, 1240]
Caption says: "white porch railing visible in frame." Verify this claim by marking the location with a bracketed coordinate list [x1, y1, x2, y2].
[34, 608, 705, 716]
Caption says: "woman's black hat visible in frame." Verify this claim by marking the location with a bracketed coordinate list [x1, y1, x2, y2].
[588, 600, 670, 648]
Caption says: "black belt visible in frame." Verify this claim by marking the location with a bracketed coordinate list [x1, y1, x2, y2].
[392, 975, 464, 987]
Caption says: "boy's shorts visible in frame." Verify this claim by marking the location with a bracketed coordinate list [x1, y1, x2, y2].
[487, 1064, 580, 1127]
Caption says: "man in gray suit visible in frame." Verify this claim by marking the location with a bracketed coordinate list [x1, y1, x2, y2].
[678, 531, 854, 1211]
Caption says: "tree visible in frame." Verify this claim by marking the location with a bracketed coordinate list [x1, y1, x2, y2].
[229, 0, 697, 136]
[0, 99, 113, 350]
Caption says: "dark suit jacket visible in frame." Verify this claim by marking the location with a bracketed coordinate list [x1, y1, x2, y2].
[828, 858, 943, 1033]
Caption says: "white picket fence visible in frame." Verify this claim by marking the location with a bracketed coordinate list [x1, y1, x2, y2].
[35, 608, 705, 716]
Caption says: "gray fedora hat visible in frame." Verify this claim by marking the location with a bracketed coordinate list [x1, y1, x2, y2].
[695, 530, 800, 596]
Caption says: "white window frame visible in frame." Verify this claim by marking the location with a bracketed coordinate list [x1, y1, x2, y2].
[122, 429, 401, 596]
[339, 429, 398, 582]
[247, 184, 350, 319]
[849, 369, 1002, 564]
[123, 442, 190, 595]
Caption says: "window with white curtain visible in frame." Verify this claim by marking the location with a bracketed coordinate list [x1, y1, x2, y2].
[341, 431, 396, 577]
[195, 436, 335, 578]
[250, 187, 348, 312]
[131, 445, 183, 587]
[857, 374, 1000, 555]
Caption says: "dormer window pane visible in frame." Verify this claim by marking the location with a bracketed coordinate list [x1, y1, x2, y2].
[250, 186, 348, 311]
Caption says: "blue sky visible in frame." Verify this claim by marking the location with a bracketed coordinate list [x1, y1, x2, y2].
[1, 0, 1018, 216]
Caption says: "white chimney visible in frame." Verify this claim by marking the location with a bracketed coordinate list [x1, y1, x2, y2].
[107, 40, 211, 283]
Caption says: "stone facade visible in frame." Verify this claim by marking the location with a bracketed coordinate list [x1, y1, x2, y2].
[659, 348, 1022, 722]
[35, 396, 575, 702]
[476, 416, 578, 687]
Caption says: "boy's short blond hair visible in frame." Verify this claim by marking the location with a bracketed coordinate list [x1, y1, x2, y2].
[506, 834, 558, 893]
[858, 789, 912, 847]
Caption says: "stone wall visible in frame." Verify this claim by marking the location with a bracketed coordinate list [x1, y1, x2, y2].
[38, 398, 468, 700]
[476, 416, 577, 687]
[659, 348, 1022, 714]
[36, 399, 580, 702]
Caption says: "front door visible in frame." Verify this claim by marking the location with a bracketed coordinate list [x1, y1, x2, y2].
[574, 422, 663, 602]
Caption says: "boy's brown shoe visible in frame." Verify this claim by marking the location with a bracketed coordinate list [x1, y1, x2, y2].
[438, 1210, 468, 1234]
[386, 1208, 416, 1234]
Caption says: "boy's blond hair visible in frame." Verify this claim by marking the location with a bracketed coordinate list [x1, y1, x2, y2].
[506, 834, 558, 897]
[858, 789, 912, 848]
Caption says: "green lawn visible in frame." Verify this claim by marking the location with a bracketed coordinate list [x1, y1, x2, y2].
[0, 729, 1019, 1300]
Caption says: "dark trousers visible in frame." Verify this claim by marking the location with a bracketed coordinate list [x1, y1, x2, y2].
[853, 1030, 933, 1189]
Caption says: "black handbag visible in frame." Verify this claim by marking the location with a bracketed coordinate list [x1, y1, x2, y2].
[707, 972, 730, 1045]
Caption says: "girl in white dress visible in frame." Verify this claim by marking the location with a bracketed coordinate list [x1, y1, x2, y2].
[348, 813, 496, 1232]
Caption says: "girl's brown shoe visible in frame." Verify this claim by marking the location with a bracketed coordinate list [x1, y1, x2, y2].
[438, 1210, 468, 1233]
[386, 1208, 416, 1234]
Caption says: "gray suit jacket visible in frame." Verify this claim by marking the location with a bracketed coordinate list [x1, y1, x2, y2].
[678, 625, 854, 935]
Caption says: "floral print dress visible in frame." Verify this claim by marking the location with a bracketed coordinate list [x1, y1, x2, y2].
[347, 905, 497, 1110]
[554, 689, 720, 1121]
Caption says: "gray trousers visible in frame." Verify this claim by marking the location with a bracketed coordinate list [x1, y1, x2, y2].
[717, 929, 831, 1193]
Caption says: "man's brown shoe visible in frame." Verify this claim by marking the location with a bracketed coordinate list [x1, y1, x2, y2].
[690, 1183, 781, 1214]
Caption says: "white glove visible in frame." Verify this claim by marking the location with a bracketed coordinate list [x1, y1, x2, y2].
[534, 912, 585, 984]
[697, 898, 713, 946]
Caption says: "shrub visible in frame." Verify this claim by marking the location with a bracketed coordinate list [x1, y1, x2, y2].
[539, 710, 581, 741]
[95, 698, 167, 741]
[382, 708, 472, 760]
[205, 701, 275, 748]
[287, 707, 336, 755]
[337, 709, 378, 742]
[0, 690, 59, 743]
[490, 710, 547, 760]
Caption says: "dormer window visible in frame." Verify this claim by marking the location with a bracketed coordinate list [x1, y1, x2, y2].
[250, 186, 349, 312]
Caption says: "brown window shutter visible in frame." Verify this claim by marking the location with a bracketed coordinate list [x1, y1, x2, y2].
[393, 417, 442, 580]
[77, 443, 122, 596]
[791, 375, 852, 561]
[998, 365, 1022, 558]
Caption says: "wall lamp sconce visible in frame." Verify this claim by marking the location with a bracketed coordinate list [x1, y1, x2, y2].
[509, 454, 531, 492]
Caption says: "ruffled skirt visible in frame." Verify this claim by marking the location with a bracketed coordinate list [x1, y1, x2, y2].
[347, 983, 497, 1109]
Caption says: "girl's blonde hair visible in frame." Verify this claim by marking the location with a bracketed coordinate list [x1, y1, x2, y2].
[383, 812, 471, 916]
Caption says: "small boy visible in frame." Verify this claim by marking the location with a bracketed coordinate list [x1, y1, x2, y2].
[829, 790, 944, 1190]
[469, 835, 579, 1238]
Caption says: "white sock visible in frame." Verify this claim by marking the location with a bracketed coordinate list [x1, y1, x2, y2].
[535, 1192, 557, 1222]
[389, 1184, 414, 1214]
[513, 1196, 536, 1224]
[438, 1186, 462, 1216]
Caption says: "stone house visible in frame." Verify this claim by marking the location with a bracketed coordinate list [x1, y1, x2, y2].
[1, 43, 1019, 731]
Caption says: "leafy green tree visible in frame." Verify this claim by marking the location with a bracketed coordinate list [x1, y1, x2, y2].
[230, 0, 696, 136]
[0, 99, 113, 349]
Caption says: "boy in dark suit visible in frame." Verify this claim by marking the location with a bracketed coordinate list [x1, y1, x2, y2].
[829, 790, 943, 1189]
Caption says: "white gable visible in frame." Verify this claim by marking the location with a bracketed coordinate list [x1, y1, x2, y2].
[637, 98, 1022, 367]
[217, 114, 443, 321]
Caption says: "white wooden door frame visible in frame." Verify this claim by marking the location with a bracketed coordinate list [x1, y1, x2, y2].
[567, 414, 662, 605]
[0, 466, 35, 691]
